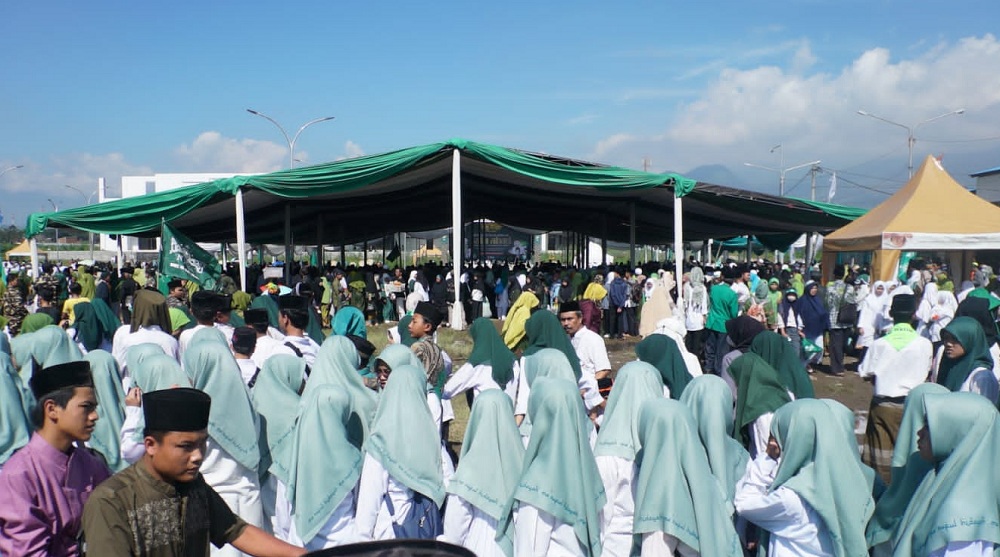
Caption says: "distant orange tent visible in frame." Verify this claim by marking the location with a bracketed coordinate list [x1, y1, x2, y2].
[823, 156, 1000, 281]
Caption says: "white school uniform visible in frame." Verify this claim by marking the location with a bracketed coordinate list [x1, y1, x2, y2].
[439, 494, 505, 557]
[596, 456, 636, 557]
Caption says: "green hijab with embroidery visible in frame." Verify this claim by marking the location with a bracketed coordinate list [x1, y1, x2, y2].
[680, 374, 750, 505]
[332, 306, 367, 339]
[770, 399, 875, 557]
[750, 331, 814, 399]
[522, 310, 581, 380]
[305, 335, 377, 448]
[866, 383, 949, 549]
[365, 364, 445, 505]
[594, 361, 664, 461]
[467, 317, 516, 386]
[520, 348, 579, 439]
[497, 377, 605, 557]
[633, 399, 743, 556]
[251, 354, 306, 485]
[449, 390, 524, 555]
[12, 325, 84, 383]
[0, 356, 30, 465]
[635, 333, 691, 399]
[287, 384, 363, 543]
[729, 352, 792, 445]
[892, 392, 1000, 556]
[937, 316, 995, 392]
[85, 350, 127, 471]
[183, 340, 260, 471]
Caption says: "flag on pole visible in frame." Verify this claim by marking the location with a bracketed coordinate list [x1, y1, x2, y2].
[827, 172, 837, 202]
[159, 220, 222, 290]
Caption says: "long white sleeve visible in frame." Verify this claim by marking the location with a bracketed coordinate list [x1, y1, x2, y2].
[119, 406, 145, 464]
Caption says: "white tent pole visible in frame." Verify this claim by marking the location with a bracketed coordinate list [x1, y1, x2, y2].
[29, 238, 39, 279]
[674, 194, 684, 309]
[236, 188, 248, 292]
[451, 148, 465, 331]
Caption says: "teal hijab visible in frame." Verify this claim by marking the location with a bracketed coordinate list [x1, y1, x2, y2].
[251, 354, 306, 485]
[633, 399, 743, 556]
[396, 316, 416, 347]
[635, 333, 691, 399]
[305, 335, 378, 448]
[89, 298, 121, 342]
[594, 361, 664, 461]
[0, 356, 31, 465]
[125, 343, 168, 378]
[522, 310, 582, 380]
[332, 307, 367, 339]
[183, 341, 260, 471]
[937, 316, 995, 392]
[680, 374, 750, 505]
[12, 325, 85, 383]
[250, 294, 281, 330]
[189, 326, 228, 347]
[866, 383, 949, 549]
[374, 344, 422, 374]
[523, 347, 576, 386]
[770, 399, 875, 557]
[467, 317, 516, 385]
[84, 350, 127, 472]
[365, 364, 445, 506]
[730, 352, 792, 446]
[820, 399, 879, 495]
[72, 302, 103, 352]
[749, 331, 815, 399]
[305, 304, 325, 345]
[497, 377, 605, 557]
[449, 390, 524, 554]
[287, 384, 363, 543]
[130, 354, 191, 443]
[891, 392, 1000, 556]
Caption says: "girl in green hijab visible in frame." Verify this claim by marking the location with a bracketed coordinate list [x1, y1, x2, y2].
[735, 399, 875, 557]
[519, 348, 593, 445]
[728, 352, 792, 456]
[496, 377, 606, 557]
[18, 313, 54, 335]
[891, 392, 1000, 557]
[444, 317, 520, 411]
[11, 324, 84, 383]
[749, 330, 815, 400]
[936, 316, 998, 403]
[70, 302, 105, 352]
[286, 384, 364, 549]
[634, 398, 743, 556]
[635, 333, 691, 399]
[523, 309, 582, 379]
[305, 335, 378, 448]
[442, 390, 525, 557]
[83, 350, 127, 472]
[593, 361, 664, 557]
[355, 364, 445, 541]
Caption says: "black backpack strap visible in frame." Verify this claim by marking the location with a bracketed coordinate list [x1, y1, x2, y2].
[284, 341, 311, 376]
[246, 367, 262, 389]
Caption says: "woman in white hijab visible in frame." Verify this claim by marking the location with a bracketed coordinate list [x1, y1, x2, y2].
[857, 281, 889, 358]
[915, 282, 940, 340]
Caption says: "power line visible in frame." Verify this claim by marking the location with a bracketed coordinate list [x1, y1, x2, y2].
[919, 135, 1000, 144]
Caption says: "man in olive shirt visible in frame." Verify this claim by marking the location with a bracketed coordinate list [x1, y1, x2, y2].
[82, 388, 304, 557]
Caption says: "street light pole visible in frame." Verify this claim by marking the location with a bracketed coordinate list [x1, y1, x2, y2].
[856, 108, 965, 178]
[744, 156, 822, 197]
[0, 165, 24, 180]
[246, 109, 335, 169]
[65, 185, 98, 260]
[47, 199, 59, 247]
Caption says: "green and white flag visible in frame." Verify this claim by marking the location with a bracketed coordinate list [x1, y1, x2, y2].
[159, 221, 222, 290]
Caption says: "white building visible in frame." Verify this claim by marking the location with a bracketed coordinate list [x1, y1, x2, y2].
[971, 165, 1000, 203]
[98, 172, 249, 254]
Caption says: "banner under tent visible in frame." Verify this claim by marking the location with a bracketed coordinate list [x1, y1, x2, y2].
[823, 156, 1000, 282]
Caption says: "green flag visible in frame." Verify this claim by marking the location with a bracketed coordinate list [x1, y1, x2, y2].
[159, 221, 222, 290]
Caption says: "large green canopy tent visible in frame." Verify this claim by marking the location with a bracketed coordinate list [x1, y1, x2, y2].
[26, 139, 864, 326]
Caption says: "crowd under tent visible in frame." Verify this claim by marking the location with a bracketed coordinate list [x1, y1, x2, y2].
[823, 156, 1000, 282]
[26, 139, 865, 328]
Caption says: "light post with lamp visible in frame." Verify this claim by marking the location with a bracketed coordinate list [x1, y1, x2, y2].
[245, 109, 335, 169]
[856, 108, 965, 178]
[744, 145, 821, 197]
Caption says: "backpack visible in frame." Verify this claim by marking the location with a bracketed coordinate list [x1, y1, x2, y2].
[384, 492, 442, 539]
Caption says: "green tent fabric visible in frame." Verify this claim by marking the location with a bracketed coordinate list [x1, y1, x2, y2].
[679, 374, 750, 506]
[467, 316, 516, 386]
[865, 383, 949, 550]
[251, 354, 306, 485]
[791, 197, 869, 221]
[287, 384, 363, 543]
[250, 294, 281, 330]
[770, 399, 875, 557]
[729, 352, 792, 446]
[635, 333, 691, 399]
[633, 398, 743, 556]
[749, 331, 815, 399]
[365, 363, 445, 506]
[497, 377, 606, 557]
[522, 310, 582, 380]
[593, 361, 664, 461]
[891, 392, 1000, 556]
[84, 350, 127, 472]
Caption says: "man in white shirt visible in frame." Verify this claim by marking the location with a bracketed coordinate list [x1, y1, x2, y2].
[245, 308, 285, 369]
[558, 301, 609, 419]
[231, 326, 259, 387]
[213, 294, 236, 341]
[272, 295, 320, 368]
[177, 290, 217, 358]
[731, 264, 752, 309]
[858, 293, 933, 483]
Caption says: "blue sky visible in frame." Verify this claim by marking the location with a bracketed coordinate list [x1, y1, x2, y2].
[2, 1, 999, 227]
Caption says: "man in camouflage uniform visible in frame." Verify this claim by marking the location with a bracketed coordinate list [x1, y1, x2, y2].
[2, 274, 29, 335]
[33, 264, 59, 304]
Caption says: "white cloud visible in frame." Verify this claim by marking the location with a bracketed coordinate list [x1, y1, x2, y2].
[0, 152, 153, 198]
[588, 34, 1000, 198]
[173, 131, 289, 173]
[567, 113, 598, 125]
[338, 140, 366, 160]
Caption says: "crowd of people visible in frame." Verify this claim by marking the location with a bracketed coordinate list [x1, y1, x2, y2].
[0, 254, 999, 556]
